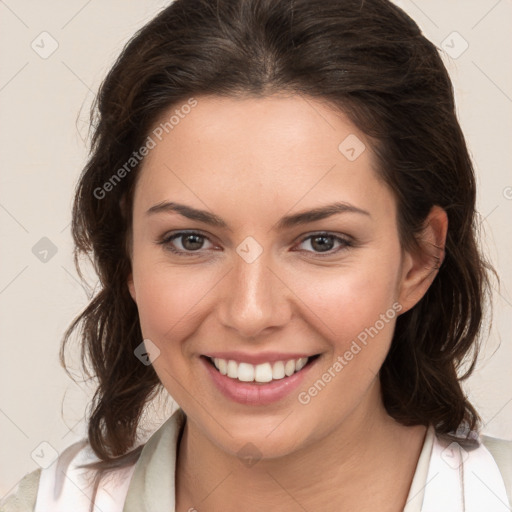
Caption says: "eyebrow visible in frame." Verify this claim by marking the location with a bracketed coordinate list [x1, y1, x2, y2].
[145, 201, 371, 229]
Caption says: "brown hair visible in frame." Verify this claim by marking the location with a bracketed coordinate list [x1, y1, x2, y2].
[62, 0, 492, 478]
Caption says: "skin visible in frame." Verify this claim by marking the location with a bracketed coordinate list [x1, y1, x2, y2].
[127, 94, 448, 512]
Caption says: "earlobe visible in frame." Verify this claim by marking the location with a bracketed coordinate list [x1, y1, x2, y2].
[398, 206, 448, 313]
[127, 273, 136, 303]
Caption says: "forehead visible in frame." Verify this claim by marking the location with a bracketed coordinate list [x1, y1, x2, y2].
[133, 94, 395, 221]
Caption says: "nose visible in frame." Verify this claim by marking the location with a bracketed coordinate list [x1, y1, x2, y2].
[216, 253, 292, 339]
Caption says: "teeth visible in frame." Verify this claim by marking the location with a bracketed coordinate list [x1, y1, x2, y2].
[254, 362, 273, 383]
[296, 357, 308, 371]
[227, 360, 238, 378]
[211, 357, 310, 383]
[215, 358, 227, 375]
[238, 362, 255, 382]
[272, 361, 285, 379]
[284, 359, 296, 376]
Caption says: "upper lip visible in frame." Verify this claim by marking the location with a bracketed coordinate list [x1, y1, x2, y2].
[203, 351, 319, 365]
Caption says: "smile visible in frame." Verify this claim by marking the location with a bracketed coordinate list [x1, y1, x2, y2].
[201, 354, 321, 405]
[207, 356, 315, 383]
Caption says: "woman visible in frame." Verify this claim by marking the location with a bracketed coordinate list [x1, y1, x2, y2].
[2, 0, 511, 510]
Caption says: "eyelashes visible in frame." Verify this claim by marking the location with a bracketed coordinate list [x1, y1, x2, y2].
[295, 233, 353, 254]
[157, 230, 354, 257]
[158, 232, 217, 255]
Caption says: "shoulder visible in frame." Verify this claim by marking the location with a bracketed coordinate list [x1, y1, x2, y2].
[0, 469, 41, 512]
[481, 434, 512, 505]
[1, 440, 137, 512]
[1, 408, 185, 512]
[481, 433, 512, 457]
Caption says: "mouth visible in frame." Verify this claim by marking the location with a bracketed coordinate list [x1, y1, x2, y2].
[201, 354, 321, 385]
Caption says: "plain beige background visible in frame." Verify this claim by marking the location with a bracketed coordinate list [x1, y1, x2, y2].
[0, 0, 511, 497]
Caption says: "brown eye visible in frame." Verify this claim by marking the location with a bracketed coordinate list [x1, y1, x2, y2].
[296, 233, 352, 255]
[159, 231, 215, 255]
[310, 235, 335, 252]
[181, 234, 205, 251]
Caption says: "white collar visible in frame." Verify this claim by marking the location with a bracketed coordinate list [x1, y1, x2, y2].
[35, 409, 509, 511]
[421, 427, 509, 511]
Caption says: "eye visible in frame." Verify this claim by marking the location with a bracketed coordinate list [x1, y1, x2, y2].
[158, 231, 352, 256]
[295, 233, 352, 254]
[158, 231, 216, 255]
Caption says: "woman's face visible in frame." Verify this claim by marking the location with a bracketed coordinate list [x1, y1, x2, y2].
[128, 94, 434, 458]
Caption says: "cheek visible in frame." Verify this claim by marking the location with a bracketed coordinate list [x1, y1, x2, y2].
[132, 260, 217, 350]
[289, 252, 402, 352]
[290, 260, 402, 419]
[132, 265, 216, 397]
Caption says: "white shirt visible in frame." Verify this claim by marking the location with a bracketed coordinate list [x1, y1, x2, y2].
[3, 407, 511, 511]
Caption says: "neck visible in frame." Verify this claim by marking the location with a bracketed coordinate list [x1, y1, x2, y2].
[176, 379, 427, 512]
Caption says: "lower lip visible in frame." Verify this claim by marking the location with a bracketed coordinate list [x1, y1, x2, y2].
[201, 356, 319, 405]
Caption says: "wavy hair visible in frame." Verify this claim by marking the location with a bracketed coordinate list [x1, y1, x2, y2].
[61, 0, 493, 480]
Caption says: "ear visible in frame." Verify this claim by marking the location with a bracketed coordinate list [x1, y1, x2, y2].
[397, 206, 448, 314]
[127, 272, 137, 303]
